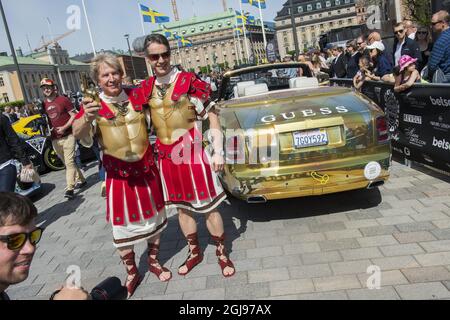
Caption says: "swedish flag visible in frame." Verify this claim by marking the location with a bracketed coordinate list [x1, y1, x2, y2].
[178, 37, 193, 47]
[235, 10, 247, 25]
[236, 11, 255, 25]
[242, 0, 267, 9]
[140, 4, 170, 24]
[161, 25, 175, 40]
[234, 27, 243, 36]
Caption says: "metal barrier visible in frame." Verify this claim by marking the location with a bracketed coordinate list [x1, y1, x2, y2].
[330, 79, 450, 173]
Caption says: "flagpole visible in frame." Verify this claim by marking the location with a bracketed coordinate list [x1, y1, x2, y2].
[234, 16, 243, 65]
[81, 0, 97, 56]
[238, 3, 250, 63]
[257, 1, 267, 52]
[138, 2, 146, 35]
[232, 27, 239, 68]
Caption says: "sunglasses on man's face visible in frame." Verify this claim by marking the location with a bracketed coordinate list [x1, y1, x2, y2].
[148, 51, 171, 61]
[0, 228, 44, 251]
[394, 29, 405, 35]
[432, 20, 443, 26]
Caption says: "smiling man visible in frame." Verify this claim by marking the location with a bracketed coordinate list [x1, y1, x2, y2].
[0, 193, 40, 300]
[0, 192, 90, 300]
[40, 78, 86, 200]
[72, 53, 170, 298]
[132, 34, 235, 278]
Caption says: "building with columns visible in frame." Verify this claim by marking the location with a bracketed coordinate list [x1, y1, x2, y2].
[152, 8, 276, 72]
[0, 45, 89, 103]
[274, 0, 365, 57]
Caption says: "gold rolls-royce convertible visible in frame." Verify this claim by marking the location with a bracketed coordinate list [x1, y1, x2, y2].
[216, 63, 391, 203]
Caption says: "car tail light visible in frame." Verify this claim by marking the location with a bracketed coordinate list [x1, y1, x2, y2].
[225, 135, 245, 164]
[376, 116, 389, 143]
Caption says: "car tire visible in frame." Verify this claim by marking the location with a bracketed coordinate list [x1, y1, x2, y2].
[43, 146, 65, 171]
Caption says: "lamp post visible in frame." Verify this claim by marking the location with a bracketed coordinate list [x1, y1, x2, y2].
[288, 0, 300, 59]
[124, 34, 137, 81]
[0, 0, 28, 103]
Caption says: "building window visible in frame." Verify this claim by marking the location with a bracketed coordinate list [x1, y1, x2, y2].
[2, 93, 9, 103]
[345, 0, 350, 3]
[31, 74, 35, 83]
[326, 1, 331, 7]
[300, 17, 304, 21]
[348, 18, 352, 23]
[297, 6, 303, 13]
[319, 13, 322, 18]
[316, 3, 322, 10]
[307, 4, 312, 11]
[339, 20, 343, 25]
[335, 0, 341, 5]
[0, 76, 4, 87]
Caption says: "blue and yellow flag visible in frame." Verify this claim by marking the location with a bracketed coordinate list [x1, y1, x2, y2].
[178, 37, 193, 47]
[242, 0, 267, 9]
[161, 25, 175, 40]
[140, 4, 170, 24]
[247, 14, 256, 25]
[234, 26, 244, 36]
[235, 10, 247, 25]
[236, 11, 255, 25]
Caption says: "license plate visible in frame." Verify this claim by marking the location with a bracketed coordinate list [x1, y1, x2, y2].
[293, 129, 329, 148]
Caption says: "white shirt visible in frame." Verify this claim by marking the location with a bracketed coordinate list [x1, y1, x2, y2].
[155, 68, 180, 86]
[394, 39, 405, 66]
[408, 32, 416, 40]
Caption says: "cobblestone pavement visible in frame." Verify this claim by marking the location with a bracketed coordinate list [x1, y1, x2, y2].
[7, 160, 450, 300]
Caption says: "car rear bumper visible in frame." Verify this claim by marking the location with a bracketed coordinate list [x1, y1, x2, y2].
[221, 153, 391, 202]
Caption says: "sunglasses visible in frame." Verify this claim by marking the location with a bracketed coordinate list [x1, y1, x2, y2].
[394, 30, 405, 35]
[432, 20, 443, 26]
[417, 31, 428, 35]
[357, 42, 364, 45]
[148, 51, 171, 61]
[0, 228, 44, 251]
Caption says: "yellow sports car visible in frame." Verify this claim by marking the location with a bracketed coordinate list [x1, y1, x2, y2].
[11, 114, 65, 172]
[216, 63, 391, 203]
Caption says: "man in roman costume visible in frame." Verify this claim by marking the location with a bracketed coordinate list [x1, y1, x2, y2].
[72, 53, 171, 298]
[133, 34, 235, 278]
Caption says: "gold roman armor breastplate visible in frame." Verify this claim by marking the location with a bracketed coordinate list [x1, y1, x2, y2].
[96, 102, 149, 162]
[149, 84, 196, 145]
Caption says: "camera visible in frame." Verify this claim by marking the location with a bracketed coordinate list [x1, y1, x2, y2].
[90, 277, 128, 300]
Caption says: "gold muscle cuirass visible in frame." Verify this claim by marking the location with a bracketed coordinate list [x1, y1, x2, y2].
[149, 83, 196, 145]
[96, 101, 149, 162]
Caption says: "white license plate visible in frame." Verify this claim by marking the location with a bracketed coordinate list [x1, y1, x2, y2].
[293, 129, 329, 148]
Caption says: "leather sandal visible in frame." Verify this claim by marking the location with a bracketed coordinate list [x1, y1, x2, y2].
[211, 234, 235, 278]
[148, 243, 172, 282]
[178, 233, 203, 276]
[120, 251, 142, 299]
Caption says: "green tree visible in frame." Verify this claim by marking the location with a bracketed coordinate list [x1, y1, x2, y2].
[403, 0, 432, 26]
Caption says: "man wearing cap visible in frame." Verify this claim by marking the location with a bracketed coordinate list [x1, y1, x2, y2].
[40, 78, 86, 200]
[365, 41, 393, 81]
[392, 22, 421, 68]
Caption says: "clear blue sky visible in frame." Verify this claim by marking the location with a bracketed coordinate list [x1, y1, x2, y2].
[0, 0, 282, 57]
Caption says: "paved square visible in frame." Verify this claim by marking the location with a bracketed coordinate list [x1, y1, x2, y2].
[7, 161, 450, 300]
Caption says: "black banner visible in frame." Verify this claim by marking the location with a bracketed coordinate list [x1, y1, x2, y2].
[331, 79, 450, 173]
